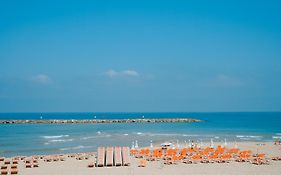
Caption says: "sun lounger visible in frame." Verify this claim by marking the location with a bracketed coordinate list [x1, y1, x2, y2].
[11, 165, 17, 169]
[114, 147, 122, 166]
[122, 147, 130, 166]
[106, 147, 114, 166]
[97, 147, 105, 167]
[1, 169, 8, 175]
[138, 159, 147, 167]
[11, 168, 18, 174]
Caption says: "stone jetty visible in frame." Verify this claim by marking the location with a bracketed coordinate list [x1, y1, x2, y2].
[0, 118, 202, 124]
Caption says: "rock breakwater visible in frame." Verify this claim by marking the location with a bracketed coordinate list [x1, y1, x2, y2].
[0, 118, 202, 124]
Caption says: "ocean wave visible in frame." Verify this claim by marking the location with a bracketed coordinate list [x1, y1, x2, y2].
[276, 133, 281, 136]
[123, 134, 129, 136]
[48, 139, 73, 143]
[59, 145, 93, 151]
[42, 135, 69, 139]
[272, 136, 281, 139]
[81, 136, 97, 140]
[236, 135, 262, 138]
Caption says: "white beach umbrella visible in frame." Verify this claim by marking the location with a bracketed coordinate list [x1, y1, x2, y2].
[200, 139, 203, 148]
[210, 139, 214, 148]
[135, 140, 139, 149]
[197, 140, 200, 148]
[224, 139, 227, 148]
[234, 141, 238, 149]
[150, 140, 153, 149]
[176, 140, 180, 148]
[131, 141, 135, 149]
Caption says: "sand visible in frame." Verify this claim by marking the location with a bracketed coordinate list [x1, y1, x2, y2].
[3, 142, 281, 175]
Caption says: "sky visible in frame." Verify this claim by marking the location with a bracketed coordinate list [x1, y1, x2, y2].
[0, 0, 280, 112]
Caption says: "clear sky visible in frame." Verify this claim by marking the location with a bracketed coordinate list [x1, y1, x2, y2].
[0, 0, 280, 112]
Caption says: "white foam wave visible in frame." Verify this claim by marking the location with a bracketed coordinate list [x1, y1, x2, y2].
[81, 136, 96, 140]
[48, 139, 73, 143]
[123, 134, 129, 136]
[236, 135, 262, 138]
[59, 145, 93, 151]
[182, 134, 199, 137]
[272, 136, 281, 139]
[137, 132, 143, 135]
[42, 135, 69, 139]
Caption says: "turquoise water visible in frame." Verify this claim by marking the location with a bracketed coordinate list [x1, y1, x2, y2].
[0, 112, 281, 157]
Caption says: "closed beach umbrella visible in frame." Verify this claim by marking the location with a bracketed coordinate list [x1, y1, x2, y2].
[234, 141, 238, 148]
[224, 139, 227, 148]
[150, 140, 153, 149]
[135, 140, 139, 149]
[176, 140, 180, 148]
[131, 141, 135, 149]
[200, 139, 203, 148]
[210, 139, 214, 148]
[188, 140, 191, 148]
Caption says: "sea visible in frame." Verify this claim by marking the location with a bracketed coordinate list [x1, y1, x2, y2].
[0, 112, 281, 157]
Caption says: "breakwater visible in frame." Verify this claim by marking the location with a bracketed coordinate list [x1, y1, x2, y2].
[0, 118, 202, 124]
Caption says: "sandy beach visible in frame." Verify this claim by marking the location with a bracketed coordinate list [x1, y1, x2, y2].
[2, 141, 281, 175]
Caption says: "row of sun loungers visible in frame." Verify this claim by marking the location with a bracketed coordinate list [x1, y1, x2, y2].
[95, 146, 130, 167]
[0, 158, 19, 174]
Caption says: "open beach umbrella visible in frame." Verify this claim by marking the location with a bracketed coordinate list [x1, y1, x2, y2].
[135, 140, 139, 149]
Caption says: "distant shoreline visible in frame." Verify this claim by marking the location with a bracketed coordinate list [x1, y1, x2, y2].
[0, 118, 202, 124]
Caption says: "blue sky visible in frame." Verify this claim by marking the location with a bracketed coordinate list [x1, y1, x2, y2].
[0, 0, 280, 112]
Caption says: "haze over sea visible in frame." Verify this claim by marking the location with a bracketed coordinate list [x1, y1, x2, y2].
[0, 112, 281, 157]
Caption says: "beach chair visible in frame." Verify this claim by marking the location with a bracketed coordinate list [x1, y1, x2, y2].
[1, 169, 8, 175]
[122, 147, 130, 166]
[97, 147, 105, 167]
[106, 147, 114, 166]
[11, 168, 18, 174]
[138, 159, 147, 167]
[114, 147, 122, 166]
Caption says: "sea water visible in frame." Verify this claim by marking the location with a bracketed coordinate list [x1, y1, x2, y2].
[0, 112, 280, 157]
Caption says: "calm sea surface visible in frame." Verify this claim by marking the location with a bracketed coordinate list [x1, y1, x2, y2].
[0, 112, 281, 157]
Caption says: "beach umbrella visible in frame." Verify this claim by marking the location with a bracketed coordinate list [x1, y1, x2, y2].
[234, 141, 238, 149]
[176, 140, 180, 148]
[150, 140, 153, 149]
[200, 139, 203, 148]
[131, 141, 135, 149]
[210, 139, 214, 148]
[188, 140, 191, 148]
[224, 139, 227, 148]
[135, 140, 139, 149]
